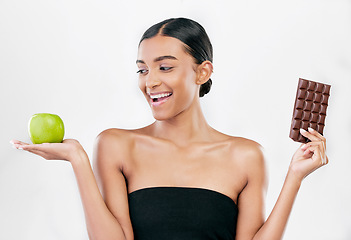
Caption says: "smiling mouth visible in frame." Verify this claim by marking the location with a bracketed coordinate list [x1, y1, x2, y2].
[150, 92, 173, 103]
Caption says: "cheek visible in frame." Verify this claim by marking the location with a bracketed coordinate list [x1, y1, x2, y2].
[180, 70, 198, 93]
[138, 77, 146, 92]
[172, 71, 198, 103]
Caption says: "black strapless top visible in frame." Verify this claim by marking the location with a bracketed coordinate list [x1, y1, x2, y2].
[128, 187, 238, 240]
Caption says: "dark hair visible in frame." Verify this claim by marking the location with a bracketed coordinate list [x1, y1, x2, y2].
[139, 18, 213, 97]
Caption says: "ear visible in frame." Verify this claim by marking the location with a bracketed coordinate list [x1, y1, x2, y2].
[196, 61, 213, 85]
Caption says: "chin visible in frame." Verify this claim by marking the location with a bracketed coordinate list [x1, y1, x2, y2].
[152, 113, 170, 121]
[151, 109, 177, 121]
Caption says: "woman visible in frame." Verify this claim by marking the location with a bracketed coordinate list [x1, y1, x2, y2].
[11, 17, 328, 240]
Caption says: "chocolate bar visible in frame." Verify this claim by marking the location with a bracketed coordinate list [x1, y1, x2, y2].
[289, 78, 331, 143]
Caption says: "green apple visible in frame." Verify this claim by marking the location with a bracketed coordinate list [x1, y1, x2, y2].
[28, 113, 65, 144]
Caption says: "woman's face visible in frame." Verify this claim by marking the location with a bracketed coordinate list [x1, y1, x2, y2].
[137, 35, 200, 121]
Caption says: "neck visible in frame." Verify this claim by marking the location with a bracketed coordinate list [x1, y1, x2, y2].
[150, 99, 212, 147]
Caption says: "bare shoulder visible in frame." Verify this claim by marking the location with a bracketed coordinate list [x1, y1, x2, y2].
[211, 129, 265, 164]
[226, 136, 266, 174]
[225, 136, 268, 201]
[229, 137, 264, 159]
[96, 128, 133, 141]
[94, 126, 153, 162]
[93, 128, 139, 169]
[95, 128, 131, 153]
[96, 125, 152, 141]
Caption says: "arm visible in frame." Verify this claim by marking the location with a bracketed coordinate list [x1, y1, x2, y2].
[11, 133, 133, 240]
[236, 128, 328, 240]
[250, 165, 301, 240]
[92, 129, 134, 240]
[72, 134, 133, 240]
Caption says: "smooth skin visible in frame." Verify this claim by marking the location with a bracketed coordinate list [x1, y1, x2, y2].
[11, 35, 328, 240]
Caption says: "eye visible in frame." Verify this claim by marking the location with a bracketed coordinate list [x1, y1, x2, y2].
[136, 69, 148, 74]
[160, 66, 173, 71]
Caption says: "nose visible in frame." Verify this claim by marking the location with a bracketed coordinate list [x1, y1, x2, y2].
[145, 70, 161, 89]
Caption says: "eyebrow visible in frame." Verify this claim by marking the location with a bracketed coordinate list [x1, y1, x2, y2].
[136, 55, 178, 64]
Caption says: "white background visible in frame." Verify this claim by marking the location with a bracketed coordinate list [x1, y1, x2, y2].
[1, 0, 350, 239]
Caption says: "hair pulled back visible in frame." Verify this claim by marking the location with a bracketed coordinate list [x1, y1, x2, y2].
[139, 18, 213, 97]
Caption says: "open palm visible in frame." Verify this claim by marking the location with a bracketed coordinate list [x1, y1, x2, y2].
[10, 139, 85, 162]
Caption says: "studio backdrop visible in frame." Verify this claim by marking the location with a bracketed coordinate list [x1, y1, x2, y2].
[1, 0, 350, 239]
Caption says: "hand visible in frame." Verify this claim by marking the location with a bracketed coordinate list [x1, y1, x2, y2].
[10, 139, 87, 162]
[289, 127, 328, 181]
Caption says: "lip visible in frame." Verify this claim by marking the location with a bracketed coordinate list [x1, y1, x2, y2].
[148, 92, 173, 107]
[147, 91, 173, 97]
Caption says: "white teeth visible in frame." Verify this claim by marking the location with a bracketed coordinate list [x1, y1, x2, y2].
[150, 93, 172, 99]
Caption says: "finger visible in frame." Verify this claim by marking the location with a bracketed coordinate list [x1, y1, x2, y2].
[304, 144, 327, 165]
[304, 141, 326, 154]
[307, 127, 326, 143]
[21, 143, 54, 151]
[304, 140, 327, 164]
[15, 143, 56, 160]
[12, 144, 27, 150]
[300, 141, 324, 152]
[300, 143, 309, 151]
[325, 155, 329, 165]
[10, 140, 30, 147]
[311, 147, 326, 165]
[300, 128, 321, 142]
[20, 144, 56, 159]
